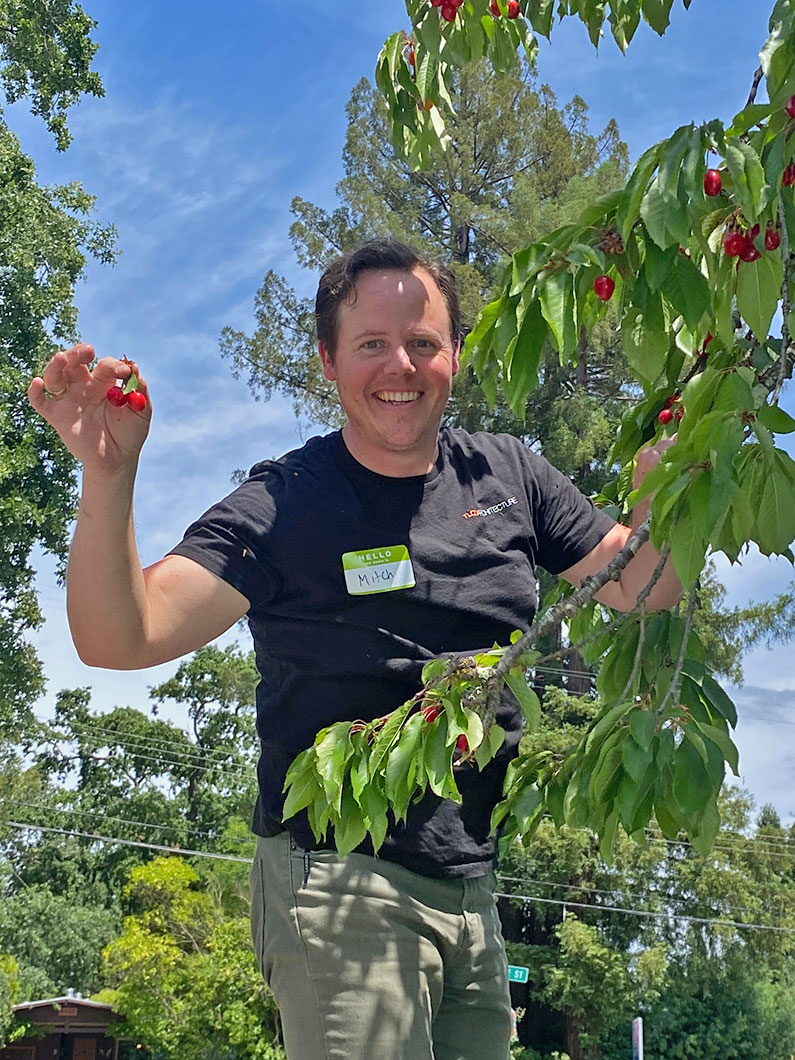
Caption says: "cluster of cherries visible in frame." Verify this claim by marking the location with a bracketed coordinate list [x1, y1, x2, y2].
[723, 221, 779, 262]
[106, 359, 146, 411]
[420, 703, 469, 753]
[429, 0, 520, 21]
[658, 390, 683, 425]
[430, 0, 464, 21]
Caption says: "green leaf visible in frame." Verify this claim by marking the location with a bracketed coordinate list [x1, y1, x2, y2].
[385, 712, 424, 817]
[629, 708, 656, 753]
[757, 403, 795, 434]
[698, 723, 740, 776]
[315, 723, 353, 813]
[724, 137, 769, 222]
[660, 252, 711, 332]
[700, 674, 738, 728]
[756, 459, 795, 554]
[617, 142, 662, 242]
[669, 508, 708, 588]
[504, 297, 547, 413]
[621, 304, 669, 385]
[335, 786, 368, 856]
[736, 250, 782, 340]
[538, 271, 576, 359]
[672, 736, 712, 816]
[282, 765, 323, 822]
[505, 671, 541, 730]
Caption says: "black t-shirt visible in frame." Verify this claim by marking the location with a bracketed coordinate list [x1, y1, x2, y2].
[169, 427, 615, 878]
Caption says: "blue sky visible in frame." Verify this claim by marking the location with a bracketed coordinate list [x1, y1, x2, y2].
[16, 0, 795, 824]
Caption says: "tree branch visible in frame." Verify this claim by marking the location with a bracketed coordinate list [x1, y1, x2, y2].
[482, 516, 652, 725]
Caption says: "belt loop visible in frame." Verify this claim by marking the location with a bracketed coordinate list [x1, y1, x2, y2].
[302, 850, 311, 887]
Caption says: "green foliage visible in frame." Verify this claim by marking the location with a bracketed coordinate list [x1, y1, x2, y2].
[221, 66, 629, 442]
[0, 887, 119, 998]
[284, 644, 536, 854]
[290, 0, 795, 861]
[0, 953, 21, 1047]
[0, 3, 112, 729]
[102, 858, 283, 1060]
[0, 0, 103, 150]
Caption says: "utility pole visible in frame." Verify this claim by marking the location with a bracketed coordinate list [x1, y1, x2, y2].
[632, 1016, 644, 1060]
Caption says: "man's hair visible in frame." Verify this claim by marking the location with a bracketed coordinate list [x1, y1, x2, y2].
[315, 239, 460, 358]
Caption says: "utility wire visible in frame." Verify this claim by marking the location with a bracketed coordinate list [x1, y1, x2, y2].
[6, 822, 794, 936]
[5, 822, 252, 864]
[6, 802, 254, 845]
[494, 888, 795, 935]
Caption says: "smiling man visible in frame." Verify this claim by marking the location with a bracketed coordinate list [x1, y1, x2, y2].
[29, 239, 679, 1060]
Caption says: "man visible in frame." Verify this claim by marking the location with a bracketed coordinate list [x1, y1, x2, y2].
[29, 240, 680, 1060]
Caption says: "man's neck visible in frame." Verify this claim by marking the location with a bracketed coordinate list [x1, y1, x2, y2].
[341, 425, 439, 478]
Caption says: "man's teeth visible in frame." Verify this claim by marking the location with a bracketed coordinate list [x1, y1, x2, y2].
[376, 391, 420, 402]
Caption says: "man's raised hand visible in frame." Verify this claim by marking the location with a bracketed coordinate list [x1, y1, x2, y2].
[28, 343, 151, 474]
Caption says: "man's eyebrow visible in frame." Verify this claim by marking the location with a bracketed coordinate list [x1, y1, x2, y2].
[351, 330, 387, 342]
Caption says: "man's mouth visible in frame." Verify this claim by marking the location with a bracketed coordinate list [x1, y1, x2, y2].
[375, 391, 421, 404]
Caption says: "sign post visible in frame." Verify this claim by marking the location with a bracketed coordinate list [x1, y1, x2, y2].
[632, 1016, 644, 1060]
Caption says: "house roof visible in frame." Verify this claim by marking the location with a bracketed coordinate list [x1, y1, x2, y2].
[13, 997, 114, 1012]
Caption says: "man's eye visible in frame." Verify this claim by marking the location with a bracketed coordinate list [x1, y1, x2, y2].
[362, 340, 382, 350]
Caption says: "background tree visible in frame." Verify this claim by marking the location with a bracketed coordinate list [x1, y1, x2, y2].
[0, 0, 114, 732]
[100, 857, 283, 1060]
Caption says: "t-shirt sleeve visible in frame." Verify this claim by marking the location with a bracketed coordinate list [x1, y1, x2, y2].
[526, 452, 617, 576]
[167, 463, 284, 610]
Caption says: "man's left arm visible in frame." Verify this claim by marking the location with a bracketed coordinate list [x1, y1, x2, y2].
[559, 438, 683, 613]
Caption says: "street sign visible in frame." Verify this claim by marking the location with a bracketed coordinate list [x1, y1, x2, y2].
[507, 965, 529, 983]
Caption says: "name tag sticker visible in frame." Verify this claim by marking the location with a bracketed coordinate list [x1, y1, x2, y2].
[342, 545, 415, 596]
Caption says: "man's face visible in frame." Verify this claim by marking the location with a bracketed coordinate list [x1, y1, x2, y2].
[318, 267, 459, 475]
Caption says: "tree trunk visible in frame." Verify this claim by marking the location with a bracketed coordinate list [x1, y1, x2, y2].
[565, 1014, 586, 1060]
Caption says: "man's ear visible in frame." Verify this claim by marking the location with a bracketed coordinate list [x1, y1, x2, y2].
[318, 342, 337, 381]
[451, 341, 461, 377]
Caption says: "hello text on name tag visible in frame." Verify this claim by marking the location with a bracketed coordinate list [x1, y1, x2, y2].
[341, 545, 416, 596]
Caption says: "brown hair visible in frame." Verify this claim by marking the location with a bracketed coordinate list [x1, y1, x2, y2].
[315, 239, 460, 359]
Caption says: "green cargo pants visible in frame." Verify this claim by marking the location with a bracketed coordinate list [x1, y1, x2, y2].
[250, 833, 512, 1060]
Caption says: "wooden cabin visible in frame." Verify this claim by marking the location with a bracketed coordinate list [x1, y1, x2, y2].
[0, 995, 142, 1060]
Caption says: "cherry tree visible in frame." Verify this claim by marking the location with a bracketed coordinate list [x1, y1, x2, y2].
[285, 0, 795, 861]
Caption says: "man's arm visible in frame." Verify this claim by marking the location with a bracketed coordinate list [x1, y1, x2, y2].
[29, 344, 249, 670]
[559, 439, 682, 613]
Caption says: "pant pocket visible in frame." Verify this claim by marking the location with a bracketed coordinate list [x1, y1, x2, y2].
[249, 844, 268, 979]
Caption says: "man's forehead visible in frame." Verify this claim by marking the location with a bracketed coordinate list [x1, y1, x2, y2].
[340, 267, 445, 319]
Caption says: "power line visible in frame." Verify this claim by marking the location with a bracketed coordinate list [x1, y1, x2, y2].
[7, 823, 793, 936]
[5, 822, 252, 864]
[494, 888, 795, 935]
[496, 874, 785, 922]
[6, 802, 254, 845]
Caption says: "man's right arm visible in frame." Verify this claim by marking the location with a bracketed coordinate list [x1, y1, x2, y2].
[29, 344, 249, 671]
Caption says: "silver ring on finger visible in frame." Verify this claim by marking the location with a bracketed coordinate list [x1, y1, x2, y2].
[43, 383, 69, 400]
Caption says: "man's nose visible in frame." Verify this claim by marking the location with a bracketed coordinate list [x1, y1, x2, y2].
[384, 344, 416, 373]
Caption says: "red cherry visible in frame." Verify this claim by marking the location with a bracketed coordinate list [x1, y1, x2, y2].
[406, 45, 415, 66]
[786, 95, 795, 119]
[703, 169, 722, 197]
[593, 275, 615, 301]
[107, 385, 128, 407]
[127, 390, 146, 412]
[658, 408, 674, 425]
[740, 238, 761, 263]
[441, 2, 457, 19]
[723, 231, 745, 257]
[765, 226, 781, 251]
[674, 407, 684, 422]
[490, 0, 500, 11]
[783, 163, 795, 187]
[421, 704, 443, 723]
[430, 0, 443, 6]
[456, 734, 469, 754]
[507, 0, 520, 15]
[664, 394, 676, 409]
